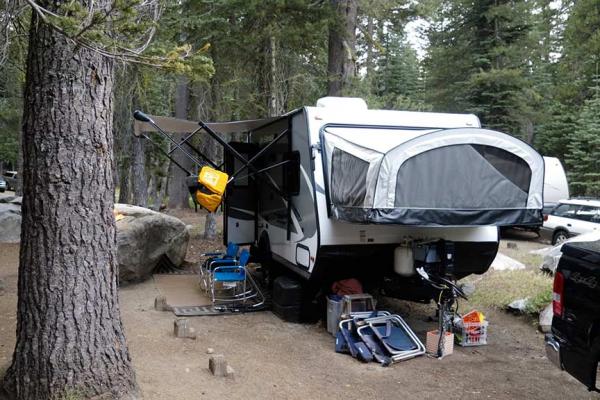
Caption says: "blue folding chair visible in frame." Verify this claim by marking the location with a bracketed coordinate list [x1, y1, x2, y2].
[210, 249, 265, 309]
[199, 242, 239, 290]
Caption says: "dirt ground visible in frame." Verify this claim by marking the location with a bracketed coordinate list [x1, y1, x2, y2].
[0, 214, 597, 399]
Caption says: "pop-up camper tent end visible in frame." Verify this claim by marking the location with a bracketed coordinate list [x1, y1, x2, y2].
[320, 125, 544, 227]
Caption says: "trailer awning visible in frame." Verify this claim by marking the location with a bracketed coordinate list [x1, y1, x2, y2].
[321, 126, 544, 226]
[133, 115, 284, 136]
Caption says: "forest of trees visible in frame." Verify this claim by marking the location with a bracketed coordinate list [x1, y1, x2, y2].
[0, 1, 598, 398]
[1, 0, 599, 199]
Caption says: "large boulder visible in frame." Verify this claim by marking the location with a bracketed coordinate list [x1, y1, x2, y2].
[0, 196, 21, 205]
[115, 204, 190, 283]
[0, 200, 190, 282]
[0, 199, 21, 243]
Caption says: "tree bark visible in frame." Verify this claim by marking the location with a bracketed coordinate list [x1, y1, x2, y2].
[266, 36, 286, 117]
[118, 161, 131, 204]
[2, 5, 137, 400]
[327, 0, 358, 96]
[131, 135, 147, 207]
[167, 76, 192, 209]
[202, 130, 219, 241]
[153, 157, 169, 211]
[192, 81, 219, 240]
[114, 71, 133, 205]
[365, 16, 374, 78]
[14, 131, 23, 196]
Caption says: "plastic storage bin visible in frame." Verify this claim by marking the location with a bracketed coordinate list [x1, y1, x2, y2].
[454, 320, 488, 346]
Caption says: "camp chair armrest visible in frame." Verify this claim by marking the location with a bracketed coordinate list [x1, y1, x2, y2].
[213, 265, 242, 273]
[208, 259, 238, 268]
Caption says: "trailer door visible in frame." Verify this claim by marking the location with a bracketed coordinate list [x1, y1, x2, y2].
[224, 142, 257, 245]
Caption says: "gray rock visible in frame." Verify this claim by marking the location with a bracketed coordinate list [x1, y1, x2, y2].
[0, 210, 21, 243]
[0, 198, 23, 243]
[539, 303, 553, 333]
[116, 204, 189, 283]
[507, 298, 530, 313]
[209, 355, 229, 377]
[507, 242, 518, 250]
[225, 365, 235, 380]
[114, 203, 156, 219]
[0, 203, 21, 214]
[173, 318, 196, 339]
[0, 202, 189, 281]
[0, 278, 5, 295]
[154, 295, 172, 311]
[0, 195, 17, 203]
[460, 282, 476, 297]
[491, 252, 525, 271]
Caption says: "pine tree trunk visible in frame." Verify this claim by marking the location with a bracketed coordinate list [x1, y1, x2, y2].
[118, 163, 131, 204]
[167, 77, 192, 209]
[153, 157, 169, 211]
[194, 81, 219, 240]
[202, 138, 219, 241]
[131, 136, 147, 207]
[327, 0, 358, 96]
[14, 132, 23, 196]
[114, 77, 132, 205]
[366, 16, 374, 78]
[266, 36, 285, 117]
[2, 7, 137, 400]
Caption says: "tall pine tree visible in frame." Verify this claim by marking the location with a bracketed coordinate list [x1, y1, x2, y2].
[565, 86, 600, 196]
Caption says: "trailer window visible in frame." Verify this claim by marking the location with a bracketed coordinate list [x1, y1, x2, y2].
[331, 148, 368, 207]
[471, 144, 531, 193]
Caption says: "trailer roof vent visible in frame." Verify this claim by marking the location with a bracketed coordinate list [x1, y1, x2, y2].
[316, 97, 368, 111]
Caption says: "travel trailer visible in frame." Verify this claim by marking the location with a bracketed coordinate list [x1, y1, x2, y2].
[542, 156, 569, 209]
[134, 97, 544, 301]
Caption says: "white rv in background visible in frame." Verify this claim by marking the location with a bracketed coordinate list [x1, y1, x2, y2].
[543, 156, 569, 209]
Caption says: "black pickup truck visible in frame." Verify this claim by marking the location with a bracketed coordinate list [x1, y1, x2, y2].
[545, 239, 600, 392]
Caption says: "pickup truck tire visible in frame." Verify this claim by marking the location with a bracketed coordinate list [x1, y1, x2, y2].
[553, 230, 569, 245]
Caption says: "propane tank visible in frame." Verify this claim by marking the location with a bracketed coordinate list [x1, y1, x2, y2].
[394, 245, 415, 277]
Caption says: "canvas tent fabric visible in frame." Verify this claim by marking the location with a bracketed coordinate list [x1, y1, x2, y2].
[322, 127, 544, 227]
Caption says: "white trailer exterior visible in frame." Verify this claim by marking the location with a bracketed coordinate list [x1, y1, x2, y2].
[135, 97, 544, 300]
[543, 156, 569, 207]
